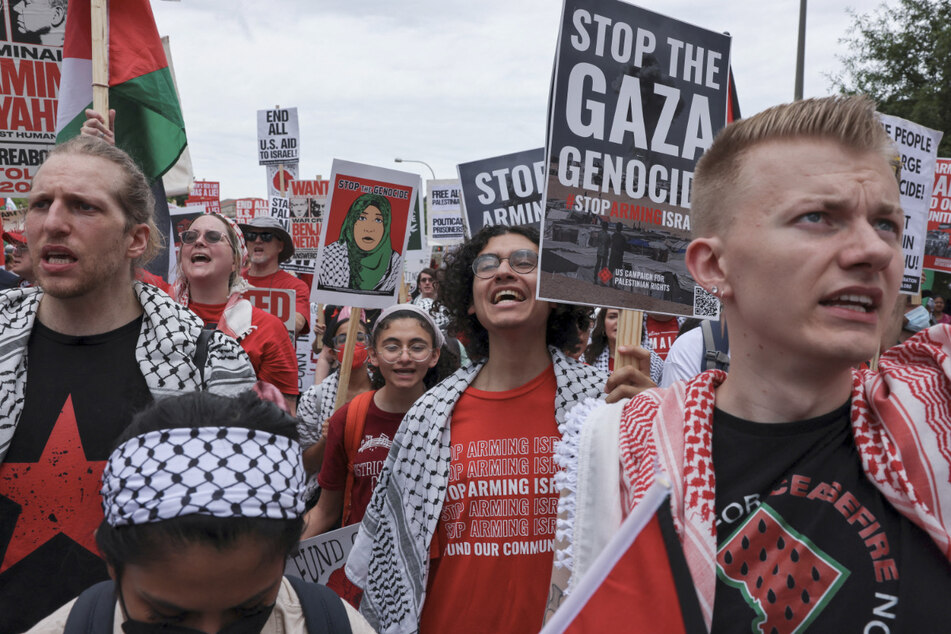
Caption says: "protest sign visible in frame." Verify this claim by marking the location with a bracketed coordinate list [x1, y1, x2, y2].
[269, 195, 290, 224]
[926, 158, 951, 274]
[267, 163, 298, 198]
[457, 148, 545, 237]
[285, 524, 361, 605]
[168, 204, 203, 249]
[0, 11, 63, 194]
[537, 1, 730, 318]
[282, 180, 327, 276]
[427, 178, 465, 245]
[879, 114, 942, 294]
[404, 191, 429, 290]
[257, 107, 299, 166]
[312, 159, 417, 309]
[243, 287, 296, 335]
[184, 180, 220, 214]
[234, 197, 268, 224]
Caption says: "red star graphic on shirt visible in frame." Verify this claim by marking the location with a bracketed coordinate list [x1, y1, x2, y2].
[0, 395, 106, 574]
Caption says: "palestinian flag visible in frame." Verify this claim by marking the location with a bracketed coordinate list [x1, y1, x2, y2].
[55, 0, 186, 183]
[541, 481, 705, 634]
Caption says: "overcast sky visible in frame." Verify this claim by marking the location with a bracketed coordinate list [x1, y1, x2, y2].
[149, 0, 881, 200]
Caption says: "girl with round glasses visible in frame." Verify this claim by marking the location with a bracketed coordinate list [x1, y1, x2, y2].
[301, 304, 458, 539]
[172, 214, 299, 414]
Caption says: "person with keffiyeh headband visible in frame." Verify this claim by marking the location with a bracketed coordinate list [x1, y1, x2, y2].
[29, 391, 374, 633]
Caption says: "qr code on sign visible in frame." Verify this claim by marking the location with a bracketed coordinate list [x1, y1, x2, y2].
[693, 286, 720, 318]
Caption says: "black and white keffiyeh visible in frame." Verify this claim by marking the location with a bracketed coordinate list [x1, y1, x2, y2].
[346, 348, 608, 633]
[102, 426, 305, 526]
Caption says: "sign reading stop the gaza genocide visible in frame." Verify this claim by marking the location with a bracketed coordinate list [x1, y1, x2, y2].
[457, 148, 545, 238]
[257, 107, 299, 166]
[537, 0, 731, 319]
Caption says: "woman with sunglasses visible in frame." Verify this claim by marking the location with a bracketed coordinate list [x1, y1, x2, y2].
[297, 309, 373, 505]
[30, 391, 373, 633]
[319, 193, 402, 294]
[301, 304, 458, 539]
[172, 214, 299, 414]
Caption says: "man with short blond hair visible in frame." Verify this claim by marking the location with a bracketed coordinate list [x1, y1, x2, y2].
[557, 96, 951, 631]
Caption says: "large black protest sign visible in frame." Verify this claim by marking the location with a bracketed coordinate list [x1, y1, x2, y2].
[457, 148, 545, 237]
[538, 1, 730, 317]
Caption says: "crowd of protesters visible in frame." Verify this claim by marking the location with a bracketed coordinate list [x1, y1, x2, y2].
[3, 94, 951, 633]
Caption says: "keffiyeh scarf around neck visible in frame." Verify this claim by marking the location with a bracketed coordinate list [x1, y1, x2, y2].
[346, 348, 608, 633]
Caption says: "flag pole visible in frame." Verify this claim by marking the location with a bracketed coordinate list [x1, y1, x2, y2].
[91, 0, 109, 115]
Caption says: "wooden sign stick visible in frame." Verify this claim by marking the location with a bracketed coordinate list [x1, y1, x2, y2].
[613, 309, 643, 370]
[91, 0, 109, 115]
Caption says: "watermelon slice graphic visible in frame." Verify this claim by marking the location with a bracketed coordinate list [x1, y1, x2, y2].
[717, 504, 849, 634]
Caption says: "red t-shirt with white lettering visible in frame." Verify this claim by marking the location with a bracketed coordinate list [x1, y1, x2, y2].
[245, 270, 312, 335]
[419, 365, 560, 634]
[646, 315, 680, 361]
[318, 395, 403, 525]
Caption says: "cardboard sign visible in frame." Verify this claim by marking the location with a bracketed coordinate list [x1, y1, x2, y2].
[457, 148, 545, 237]
[243, 287, 296, 335]
[879, 113, 943, 293]
[427, 178, 465, 245]
[404, 192, 429, 288]
[0, 24, 62, 194]
[537, 0, 731, 318]
[285, 524, 360, 587]
[257, 107, 299, 165]
[926, 158, 951, 274]
[312, 159, 417, 310]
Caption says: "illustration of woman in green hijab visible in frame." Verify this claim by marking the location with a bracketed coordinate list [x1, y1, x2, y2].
[319, 193, 402, 293]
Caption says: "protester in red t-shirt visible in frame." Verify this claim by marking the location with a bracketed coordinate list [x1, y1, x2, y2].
[644, 312, 681, 362]
[240, 216, 311, 336]
[301, 303, 458, 538]
[171, 213, 299, 414]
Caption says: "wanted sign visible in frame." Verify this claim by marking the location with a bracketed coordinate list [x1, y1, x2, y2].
[538, 0, 730, 318]
[926, 158, 951, 274]
[427, 178, 465, 245]
[457, 148, 545, 237]
[879, 113, 943, 293]
[257, 107, 299, 165]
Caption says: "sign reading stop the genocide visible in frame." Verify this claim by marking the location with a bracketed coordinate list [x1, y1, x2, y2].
[257, 107, 299, 166]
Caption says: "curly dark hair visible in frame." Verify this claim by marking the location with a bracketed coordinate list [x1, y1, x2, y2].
[435, 224, 586, 360]
[584, 307, 618, 365]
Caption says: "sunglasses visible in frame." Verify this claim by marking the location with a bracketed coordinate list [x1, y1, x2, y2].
[243, 231, 276, 243]
[472, 249, 538, 278]
[180, 229, 225, 245]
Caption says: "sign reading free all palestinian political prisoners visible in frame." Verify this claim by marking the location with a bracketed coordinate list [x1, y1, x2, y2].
[312, 159, 417, 310]
[427, 178, 465, 245]
[878, 113, 943, 293]
[538, 0, 730, 319]
[457, 148, 545, 237]
[257, 107, 299, 166]
[926, 158, 951, 274]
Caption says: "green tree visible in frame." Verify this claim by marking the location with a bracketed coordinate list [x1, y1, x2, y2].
[832, 0, 951, 156]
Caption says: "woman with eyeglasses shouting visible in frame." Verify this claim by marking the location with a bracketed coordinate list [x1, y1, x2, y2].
[171, 214, 300, 414]
[301, 304, 458, 540]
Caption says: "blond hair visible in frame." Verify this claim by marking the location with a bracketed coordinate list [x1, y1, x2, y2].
[692, 95, 900, 237]
[46, 136, 161, 266]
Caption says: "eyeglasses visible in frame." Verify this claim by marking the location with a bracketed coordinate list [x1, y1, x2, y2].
[181, 229, 225, 245]
[472, 249, 538, 278]
[377, 343, 433, 363]
[243, 231, 275, 243]
[332, 332, 367, 347]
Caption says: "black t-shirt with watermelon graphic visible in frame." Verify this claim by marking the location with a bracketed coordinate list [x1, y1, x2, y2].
[711, 402, 951, 634]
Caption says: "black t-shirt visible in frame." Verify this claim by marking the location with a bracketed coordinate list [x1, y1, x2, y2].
[0, 317, 152, 633]
[711, 402, 951, 633]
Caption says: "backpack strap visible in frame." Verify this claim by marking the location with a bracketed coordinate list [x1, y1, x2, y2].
[286, 575, 353, 634]
[701, 319, 730, 372]
[341, 390, 375, 526]
[64, 580, 116, 634]
[192, 326, 216, 389]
